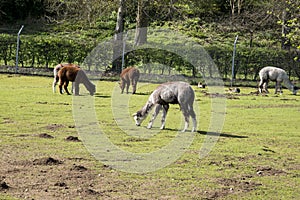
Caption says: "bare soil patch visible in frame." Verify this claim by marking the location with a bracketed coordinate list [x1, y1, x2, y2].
[256, 166, 287, 176]
[0, 181, 10, 191]
[45, 124, 65, 131]
[204, 176, 262, 199]
[65, 136, 81, 142]
[37, 133, 54, 138]
[33, 157, 63, 165]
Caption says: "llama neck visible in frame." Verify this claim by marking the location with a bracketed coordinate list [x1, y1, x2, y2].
[79, 70, 95, 92]
[283, 78, 294, 91]
[141, 101, 154, 117]
[83, 78, 94, 89]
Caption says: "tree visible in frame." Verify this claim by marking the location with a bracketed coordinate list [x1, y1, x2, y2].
[112, 0, 126, 73]
[284, 0, 300, 50]
[134, 0, 150, 46]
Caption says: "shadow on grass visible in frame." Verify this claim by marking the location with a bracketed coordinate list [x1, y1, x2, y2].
[162, 128, 247, 138]
[133, 92, 152, 96]
[197, 130, 248, 138]
[93, 94, 111, 98]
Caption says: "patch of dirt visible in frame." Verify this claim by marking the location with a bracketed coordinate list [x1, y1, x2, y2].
[45, 124, 65, 131]
[54, 182, 68, 188]
[36, 101, 48, 104]
[37, 133, 54, 139]
[0, 181, 10, 190]
[256, 166, 287, 176]
[202, 91, 227, 98]
[71, 164, 88, 172]
[175, 159, 189, 165]
[204, 177, 262, 199]
[65, 136, 81, 142]
[33, 157, 63, 165]
[1, 117, 14, 124]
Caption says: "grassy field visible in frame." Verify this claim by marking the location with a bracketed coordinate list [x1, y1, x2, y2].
[0, 74, 299, 200]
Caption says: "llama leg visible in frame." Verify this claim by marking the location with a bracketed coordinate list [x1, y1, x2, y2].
[264, 81, 269, 93]
[274, 81, 279, 94]
[59, 83, 63, 94]
[72, 82, 75, 94]
[276, 81, 282, 94]
[147, 104, 162, 129]
[74, 81, 80, 95]
[258, 79, 264, 93]
[160, 104, 169, 130]
[126, 80, 130, 94]
[52, 77, 59, 93]
[132, 78, 138, 94]
[59, 79, 64, 94]
[180, 105, 190, 132]
[120, 81, 125, 94]
[188, 106, 197, 132]
[132, 81, 137, 94]
[64, 81, 71, 95]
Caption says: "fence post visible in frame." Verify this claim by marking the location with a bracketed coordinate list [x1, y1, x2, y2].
[121, 32, 127, 71]
[15, 25, 24, 73]
[231, 35, 238, 87]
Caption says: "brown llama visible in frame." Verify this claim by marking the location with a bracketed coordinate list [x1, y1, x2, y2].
[120, 67, 140, 94]
[57, 66, 95, 96]
[133, 81, 197, 132]
[52, 63, 80, 93]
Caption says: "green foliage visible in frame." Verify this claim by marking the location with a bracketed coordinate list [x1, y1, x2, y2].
[1, 0, 300, 78]
[0, 33, 95, 67]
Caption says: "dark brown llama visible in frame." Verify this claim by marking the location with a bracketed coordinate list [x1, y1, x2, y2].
[52, 63, 80, 93]
[57, 66, 95, 96]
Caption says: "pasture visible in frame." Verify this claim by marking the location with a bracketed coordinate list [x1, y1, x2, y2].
[0, 74, 299, 199]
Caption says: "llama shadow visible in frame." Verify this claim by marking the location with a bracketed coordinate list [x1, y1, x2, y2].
[163, 129, 248, 138]
[93, 94, 111, 98]
[197, 130, 248, 138]
[133, 92, 152, 96]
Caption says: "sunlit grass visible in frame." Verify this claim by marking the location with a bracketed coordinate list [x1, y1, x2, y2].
[0, 74, 299, 199]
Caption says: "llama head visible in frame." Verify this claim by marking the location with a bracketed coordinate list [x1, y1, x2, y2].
[89, 84, 96, 96]
[293, 86, 299, 95]
[132, 111, 146, 126]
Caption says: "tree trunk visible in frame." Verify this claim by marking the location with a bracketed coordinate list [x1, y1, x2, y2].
[237, 0, 243, 15]
[112, 0, 125, 73]
[134, 0, 149, 46]
[230, 0, 235, 17]
[281, 9, 291, 50]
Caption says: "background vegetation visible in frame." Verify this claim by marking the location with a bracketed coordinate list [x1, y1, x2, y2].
[0, 0, 300, 80]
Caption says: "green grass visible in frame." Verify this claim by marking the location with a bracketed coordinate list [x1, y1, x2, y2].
[0, 74, 299, 199]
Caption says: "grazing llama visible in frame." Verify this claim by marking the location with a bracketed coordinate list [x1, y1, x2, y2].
[258, 66, 298, 95]
[57, 66, 95, 96]
[120, 67, 140, 94]
[52, 63, 80, 93]
[133, 81, 197, 132]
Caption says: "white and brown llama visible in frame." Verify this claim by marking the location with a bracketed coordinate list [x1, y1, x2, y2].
[57, 65, 95, 96]
[133, 81, 197, 132]
[120, 67, 140, 94]
[258, 66, 298, 95]
[52, 63, 80, 93]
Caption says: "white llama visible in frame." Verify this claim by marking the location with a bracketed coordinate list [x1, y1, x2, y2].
[132, 81, 197, 132]
[258, 66, 298, 95]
